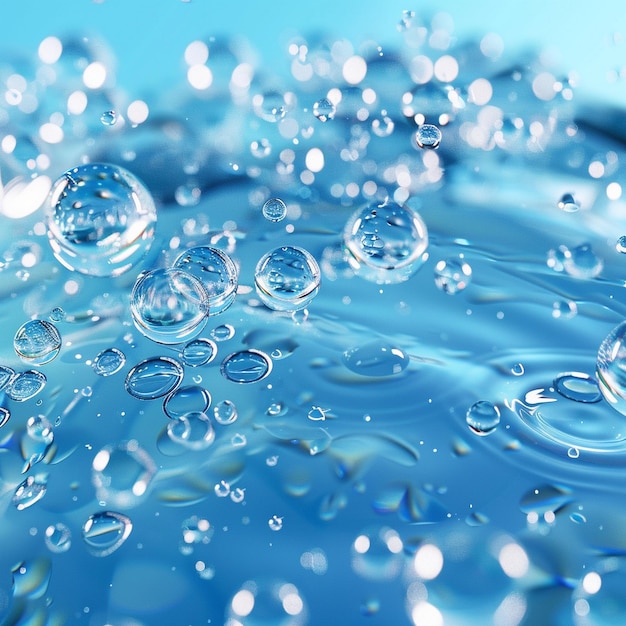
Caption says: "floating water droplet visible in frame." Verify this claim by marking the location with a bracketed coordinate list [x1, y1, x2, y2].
[313, 97, 336, 122]
[214, 480, 230, 497]
[466, 400, 500, 436]
[213, 399, 238, 424]
[167, 411, 215, 450]
[6, 370, 47, 402]
[415, 124, 442, 149]
[231, 432, 247, 447]
[46, 163, 157, 276]
[511, 363, 525, 376]
[125, 356, 184, 400]
[92, 347, 126, 376]
[266, 455, 279, 466]
[49, 307, 66, 322]
[44, 523, 72, 553]
[563, 243, 603, 279]
[220, 349, 273, 383]
[343, 199, 428, 283]
[100, 110, 117, 126]
[434, 257, 472, 294]
[616, 235, 626, 253]
[307, 406, 329, 421]
[210, 323, 235, 341]
[130, 268, 210, 344]
[82, 511, 132, 557]
[173, 246, 238, 315]
[254, 246, 321, 311]
[13, 320, 61, 365]
[567, 446, 580, 458]
[343, 340, 409, 377]
[557, 192, 579, 212]
[13, 473, 48, 510]
[554, 372, 602, 403]
[262, 197, 288, 222]
[181, 337, 217, 367]
[163, 385, 211, 418]
[268, 515, 283, 531]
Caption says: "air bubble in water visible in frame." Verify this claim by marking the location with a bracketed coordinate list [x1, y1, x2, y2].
[213, 399, 238, 424]
[313, 97, 336, 122]
[6, 370, 46, 402]
[46, 163, 157, 277]
[415, 124, 442, 149]
[557, 192, 579, 212]
[13, 474, 48, 510]
[466, 400, 500, 436]
[181, 337, 217, 367]
[82, 511, 132, 557]
[262, 197, 288, 222]
[130, 268, 210, 344]
[597, 321, 626, 415]
[617, 235, 626, 253]
[44, 523, 72, 553]
[434, 257, 472, 294]
[221, 349, 273, 383]
[163, 385, 211, 418]
[343, 199, 428, 284]
[125, 356, 184, 400]
[254, 90, 289, 122]
[100, 110, 117, 126]
[254, 246, 321, 311]
[14, 320, 61, 365]
[49, 307, 66, 322]
[173, 246, 238, 316]
[92, 347, 126, 376]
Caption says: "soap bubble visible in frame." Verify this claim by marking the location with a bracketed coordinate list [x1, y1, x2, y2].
[130, 268, 210, 344]
[14, 320, 61, 365]
[343, 199, 428, 283]
[173, 246, 238, 315]
[46, 163, 157, 277]
[254, 246, 321, 311]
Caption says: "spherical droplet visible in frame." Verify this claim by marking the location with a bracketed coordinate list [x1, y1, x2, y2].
[557, 192, 579, 212]
[220, 349, 273, 383]
[466, 400, 500, 436]
[262, 197, 288, 223]
[167, 411, 215, 450]
[181, 338, 217, 367]
[14, 320, 61, 365]
[434, 257, 472, 294]
[343, 199, 428, 283]
[92, 347, 126, 377]
[254, 246, 321, 311]
[100, 110, 117, 126]
[268, 515, 283, 531]
[82, 511, 132, 557]
[562, 243, 603, 279]
[46, 163, 156, 276]
[44, 523, 72, 553]
[163, 385, 211, 419]
[173, 246, 238, 315]
[415, 124, 442, 149]
[213, 399, 238, 424]
[6, 370, 47, 402]
[125, 356, 184, 400]
[597, 321, 626, 415]
[313, 97, 336, 122]
[130, 268, 210, 344]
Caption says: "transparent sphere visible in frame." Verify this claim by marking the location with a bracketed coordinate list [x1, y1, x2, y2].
[173, 246, 238, 315]
[415, 124, 442, 149]
[434, 257, 472, 294]
[130, 268, 210, 344]
[343, 199, 429, 283]
[262, 197, 288, 223]
[313, 97, 336, 122]
[597, 321, 626, 415]
[466, 400, 501, 436]
[14, 320, 61, 365]
[46, 163, 157, 276]
[254, 246, 321, 311]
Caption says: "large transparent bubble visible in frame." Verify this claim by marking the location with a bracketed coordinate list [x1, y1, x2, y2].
[596, 321, 626, 416]
[46, 163, 157, 277]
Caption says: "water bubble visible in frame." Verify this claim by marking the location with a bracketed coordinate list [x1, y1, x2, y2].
[343, 340, 409, 376]
[100, 110, 117, 126]
[434, 257, 472, 294]
[554, 372, 602, 403]
[415, 124, 442, 149]
[557, 192, 579, 212]
[0, 407, 10, 428]
[215, 480, 230, 497]
[92, 441, 156, 508]
[210, 324, 235, 341]
[313, 97, 336, 122]
[82, 511, 132, 557]
[0, 365, 15, 391]
[163, 385, 211, 418]
[22, 414, 54, 470]
[563, 243, 603, 279]
[173, 246, 238, 315]
[230, 487, 245, 503]
[125, 356, 184, 400]
[167, 411, 215, 450]
[231, 433, 247, 447]
[221, 349, 273, 383]
[343, 199, 429, 283]
[307, 406, 329, 421]
[92, 347, 126, 376]
[262, 197, 288, 223]
[14, 320, 61, 365]
[181, 337, 217, 367]
[49, 307, 66, 322]
[254, 246, 321, 311]
[213, 399, 238, 424]
[45, 523, 72, 553]
[567, 446, 580, 458]
[13, 473, 48, 510]
[597, 321, 626, 415]
[46, 163, 157, 277]
[616, 235, 626, 253]
[130, 268, 210, 344]
[6, 370, 47, 402]
[266, 455, 279, 466]
[268, 515, 284, 531]
[466, 400, 501, 436]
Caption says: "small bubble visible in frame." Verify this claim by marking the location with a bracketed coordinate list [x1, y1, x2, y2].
[213, 399, 238, 424]
[434, 257, 472, 294]
[231, 433, 247, 447]
[268, 515, 283, 531]
[313, 97, 336, 122]
[181, 338, 217, 367]
[45, 523, 72, 553]
[230, 488, 245, 503]
[511, 363, 525, 376]
[174, 182, 202, 207]
[567, 447, 580, 459]
[82, 511, 132, 557]
[92, 347, 126, 377]
[214, 480, 230, 497]
[266, 455, 279, 466]
[307, 406, 329, 421]
[49, 307, 66, 322]
[616, 235, 626, 253]
[563, 243, 603, 279]
[100, 110, 117, 126]
[13, 474, 48, 510]
[221, 350, 273, 383]
[125, 356, 184, 400]
[210, 324, 235, 342]
[250, 138, 272, 158]
[262, 197, 288, 223]
[6, 370, 47, 402]
[415, 124, 442, 149]
[164, 385, 211, 419]
[466, 400, 500, 436]
[557, 192, 579, 212]
[371, 110, 394, 137]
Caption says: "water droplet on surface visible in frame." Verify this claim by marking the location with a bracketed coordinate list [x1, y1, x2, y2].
[45, 523, 72, 553]
[46, 163, 157, 276]
[616, 235, 626, 253]
[213, 399, 238, 424]
[6, 370, 47, 402]
[91, 347, 125, 377]
[554, 372, 602, 403]
[125, 356, 184, 400]
[181, 337, 217, 367]
[262, 197, 288, 222]
[415, 124, 442, 149]
[130, 268, 210, 344]
[313, 97, 336, 122]
[343, 340, 409, 377]
[254, 245, 321, 311]
[163, 385, 211, 418]
[14, 320, 61, 365]
[221, 349, 273, 383]
[167, 411, 215, 450]
[343, 199, 428, 283]
[210, 323, 235, 341]
[466, 400, 501, 436]
[596, 321, 626, 415]
[49, 307, 66, 322]
[13, 473, 48, 510]
[268, 515, 283, 531]
[82, 511, 132, 557]
[434, 257, 472, 294]
[173, 246, 238, 316]
[557, 192, 579, 212]
[100, 110, 117, 126]
[307, 406, 329, 421]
